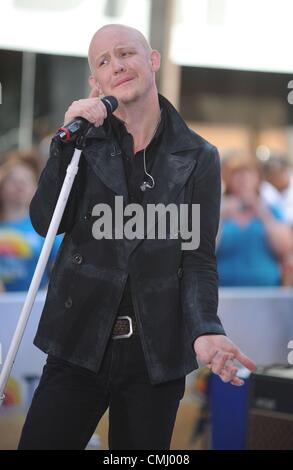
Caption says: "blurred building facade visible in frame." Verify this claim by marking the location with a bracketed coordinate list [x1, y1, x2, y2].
[0, 0, 293, 158]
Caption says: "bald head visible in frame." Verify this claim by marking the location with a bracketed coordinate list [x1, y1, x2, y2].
[88, 24, 151, 73]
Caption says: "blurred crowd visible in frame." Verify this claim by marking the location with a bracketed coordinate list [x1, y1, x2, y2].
[0, 149, 61, 292]
[0, 144, 293, 292]
[217, 150, 293, 287]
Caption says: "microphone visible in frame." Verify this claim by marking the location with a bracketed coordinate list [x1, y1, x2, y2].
[56, 95, 118, 141]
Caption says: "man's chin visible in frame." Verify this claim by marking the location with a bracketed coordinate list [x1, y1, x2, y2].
[115, 89, 140, 105]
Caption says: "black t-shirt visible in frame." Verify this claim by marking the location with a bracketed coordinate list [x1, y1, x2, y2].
[109, 109, 165, 318]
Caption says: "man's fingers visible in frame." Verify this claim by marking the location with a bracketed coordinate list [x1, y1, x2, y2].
[207, 360, 245, 386]
[230, 376, 244, 386]
[235, 350, 257, 372]
[210, 353, 244, 385]
[218, 362, 238, 382]
[89, 87, 100, 98]
[210, 352, 234, 375]
[218, 373, 243, 386]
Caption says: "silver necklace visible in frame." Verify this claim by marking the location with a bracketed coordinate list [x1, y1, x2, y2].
[140, 110, 162, 192]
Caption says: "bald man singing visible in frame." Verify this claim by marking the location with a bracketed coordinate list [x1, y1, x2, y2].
[18, 24, 256, 450]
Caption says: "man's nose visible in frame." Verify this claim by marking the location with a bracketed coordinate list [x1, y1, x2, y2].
[112, 58, 125, 74]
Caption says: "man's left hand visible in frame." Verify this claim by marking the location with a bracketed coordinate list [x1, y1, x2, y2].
[193, 335, 257, 386]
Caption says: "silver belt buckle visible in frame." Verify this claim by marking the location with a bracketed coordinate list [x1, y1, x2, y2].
[112, 315, 133, 339]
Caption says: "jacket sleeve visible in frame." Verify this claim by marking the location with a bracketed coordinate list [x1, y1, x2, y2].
[29, 137, 82, 237]
[181, 144, 226, 343]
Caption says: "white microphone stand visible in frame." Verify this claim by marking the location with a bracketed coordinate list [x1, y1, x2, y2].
[0, 138, 85, 405]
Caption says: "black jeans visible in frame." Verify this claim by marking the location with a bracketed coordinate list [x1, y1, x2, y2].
[18, 334, 185, 450]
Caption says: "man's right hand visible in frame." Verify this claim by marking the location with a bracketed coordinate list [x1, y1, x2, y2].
[63, 88, 108, 128]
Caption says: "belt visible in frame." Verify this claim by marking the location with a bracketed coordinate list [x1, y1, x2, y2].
[112, 315, 137, 339]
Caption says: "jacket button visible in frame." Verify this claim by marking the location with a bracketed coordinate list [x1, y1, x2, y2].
[72, 253, 83, 264]
[177, 267, 183, 279]
[65, 297, 72, 309]
[84, 211, 91, 221]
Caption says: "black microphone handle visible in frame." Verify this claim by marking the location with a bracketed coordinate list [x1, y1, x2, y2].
[57, 95, 118, 141]
[101, 95, 118, 114]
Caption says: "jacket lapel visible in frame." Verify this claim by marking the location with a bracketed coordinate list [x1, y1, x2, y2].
[83, 129, 129, 202]
[141, 147, 197, 209]
[124, 145, 199, 256]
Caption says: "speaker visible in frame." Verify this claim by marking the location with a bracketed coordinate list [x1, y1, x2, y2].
[248, 365, 293, 450]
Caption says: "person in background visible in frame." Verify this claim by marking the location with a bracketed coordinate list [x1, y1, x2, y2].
[0, 151, 62, 291]
[260, 153, 293, 226]
[217, 152, 293, 286]
[260, 154, 293, 286]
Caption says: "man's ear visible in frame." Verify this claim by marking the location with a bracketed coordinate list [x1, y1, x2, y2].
[150, 50, 161, 72]
[88, 76, 103, 96]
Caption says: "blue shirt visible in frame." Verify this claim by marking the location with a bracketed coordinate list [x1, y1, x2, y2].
[216, 206, 283, 287]
[0, 214, 62, 291]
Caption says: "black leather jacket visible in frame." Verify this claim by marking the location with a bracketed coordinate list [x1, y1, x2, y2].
[30, 95, 225, 384]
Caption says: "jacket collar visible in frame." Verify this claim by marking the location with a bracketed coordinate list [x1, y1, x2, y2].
[84, 94, 200, 154]
[82, 95, 204, 253]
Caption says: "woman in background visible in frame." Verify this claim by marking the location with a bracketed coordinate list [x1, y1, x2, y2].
[217, 152, 293, 287]
[0, 151, 61, 292]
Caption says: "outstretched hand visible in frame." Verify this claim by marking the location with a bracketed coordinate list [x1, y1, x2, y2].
[193, 335, 257, 386]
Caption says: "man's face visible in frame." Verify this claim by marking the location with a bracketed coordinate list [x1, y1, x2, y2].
[88, 27, 159, 104]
